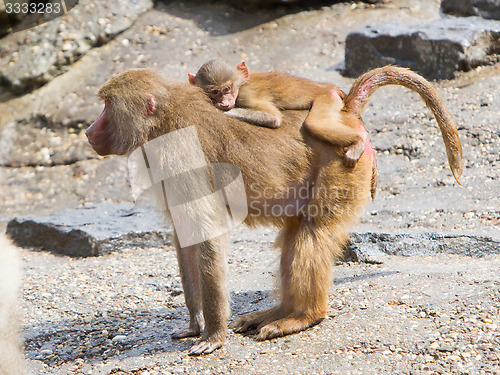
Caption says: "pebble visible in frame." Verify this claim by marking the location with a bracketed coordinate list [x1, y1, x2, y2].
[429, 342, 440, 350]
[438, 344, 455, 352]
[111, 335, 128, 344]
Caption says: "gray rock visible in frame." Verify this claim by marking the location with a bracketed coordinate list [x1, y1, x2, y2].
[111, 335, 129, 344]
[441, 0, 500, 20]
[6, 203, 171, 257]
[437, 343, 456, 352]
[8, 201, 499, 259]
[348, 232, 500, 259]
[0, 0, 153, 94]
[180, 0, 383, 11]
[345, 17, 500, 79]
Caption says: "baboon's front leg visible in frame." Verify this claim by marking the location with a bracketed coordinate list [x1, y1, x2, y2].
[172, 240, 204, 340]
[188, 237, 229, 356]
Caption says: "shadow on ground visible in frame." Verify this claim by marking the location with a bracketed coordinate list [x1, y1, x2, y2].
[24, 290, 274, 364]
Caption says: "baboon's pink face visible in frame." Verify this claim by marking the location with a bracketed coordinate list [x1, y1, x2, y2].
[207, 84, 239, 111]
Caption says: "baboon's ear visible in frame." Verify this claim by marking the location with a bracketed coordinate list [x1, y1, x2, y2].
[188, 74, 197, 85]
[236, 61, 249, 80]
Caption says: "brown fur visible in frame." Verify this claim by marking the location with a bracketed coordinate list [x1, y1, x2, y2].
[86, 66, 462, 355]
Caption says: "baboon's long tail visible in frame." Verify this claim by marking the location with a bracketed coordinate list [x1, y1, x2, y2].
[343, 66, 463, 184]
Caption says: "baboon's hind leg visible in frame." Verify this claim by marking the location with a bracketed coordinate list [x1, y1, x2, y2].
[232, 218, 348, 339]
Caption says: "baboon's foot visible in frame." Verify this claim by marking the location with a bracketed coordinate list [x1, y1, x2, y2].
[230, 307, 281, 333]
[188, 339, 223, 356]
[343, 130, 369, 167]
[343, 144, 363, 167]
[231, 307, 324, 340]
[172, 318, 204, 339]
[172, 317, 205, 340]
[172, 327, 202, 339]
[256, 314, 324, 341]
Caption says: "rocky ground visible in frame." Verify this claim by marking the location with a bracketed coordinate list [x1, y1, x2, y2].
[0, 0, 499, 373]
[20, 227, 500, 374]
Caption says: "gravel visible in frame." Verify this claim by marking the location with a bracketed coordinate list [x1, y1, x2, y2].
[21, 227, 500, 374]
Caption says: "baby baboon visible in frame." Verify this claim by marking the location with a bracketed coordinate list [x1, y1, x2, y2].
[189, 58, 368, 167]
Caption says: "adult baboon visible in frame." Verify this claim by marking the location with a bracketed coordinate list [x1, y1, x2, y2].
[86, 66, 462, 355]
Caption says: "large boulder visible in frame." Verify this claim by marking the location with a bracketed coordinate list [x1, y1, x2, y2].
[441, 0, 500, 20]
[345, 17, 500, 79]
[6, 204, 170, 257]
[0, 0, 153, 94]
